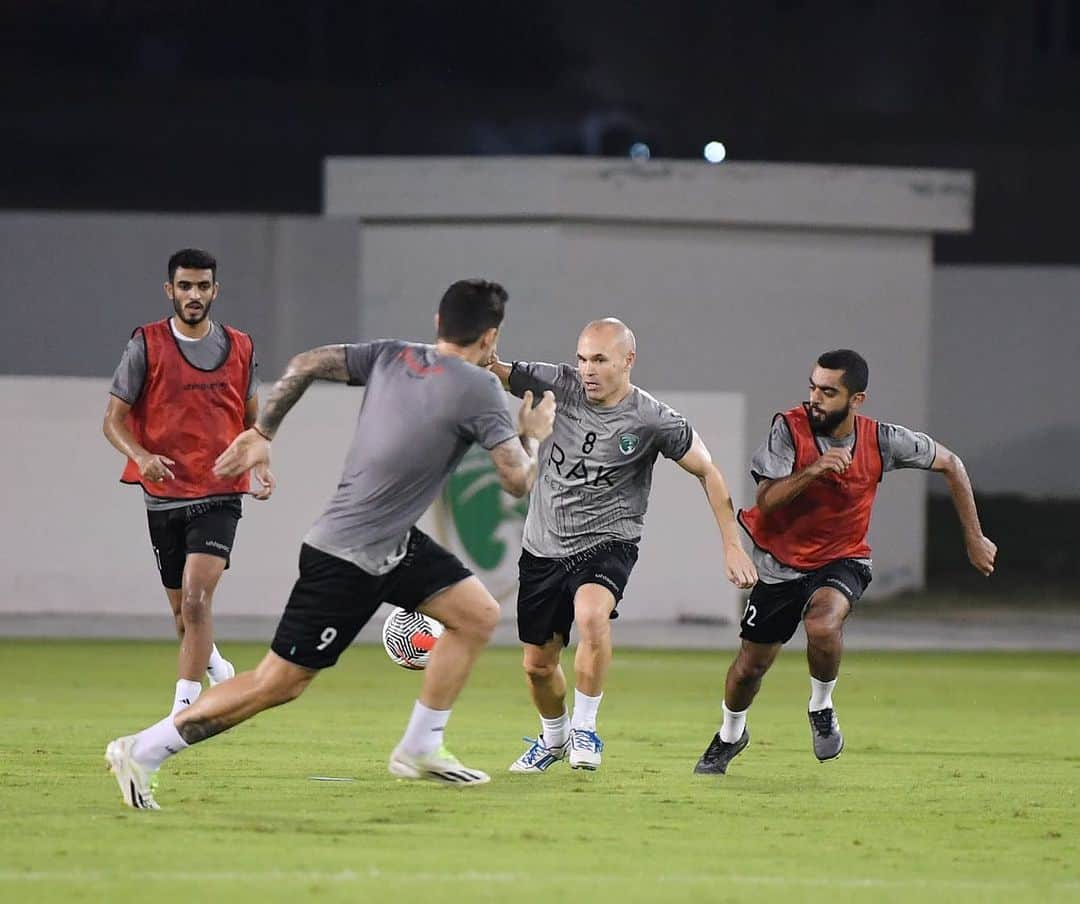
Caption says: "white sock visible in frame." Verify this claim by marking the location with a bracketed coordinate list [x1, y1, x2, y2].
[809, 677, 837, 711]
[540, 713, 570, 748]
[171, 679, 201, 716]
[207, 644, 229, 677]
[571, 689, 603, 731]
[131, 715, 189, 770]
[399, 700, 451, 757]
[719, 701, 748, 744]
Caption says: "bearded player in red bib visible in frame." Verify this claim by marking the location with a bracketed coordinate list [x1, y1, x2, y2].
[103, 249, 274, 718]
[693, 349, 996, 775]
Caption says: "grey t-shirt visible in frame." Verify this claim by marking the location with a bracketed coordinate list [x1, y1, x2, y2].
[747, 415, 937, 582]
[509, 362, 693, 558]
[109, 319, 259, 511]
[304, 341, 518, 575]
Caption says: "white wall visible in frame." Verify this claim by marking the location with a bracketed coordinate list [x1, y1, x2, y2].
[931, 266, 1080, 498]
[0, 377, 744, 623]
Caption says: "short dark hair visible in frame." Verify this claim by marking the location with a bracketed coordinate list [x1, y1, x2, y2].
[437, 279, 508, 345]
[168, 248, 217, 282]
[817, 349, 869, 394]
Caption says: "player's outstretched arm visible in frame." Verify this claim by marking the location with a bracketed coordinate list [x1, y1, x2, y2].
[486, 355, 513, 390]
[487, 356, 569, 400]
[930, 443, 997, 576]
[242, 393, 275, 500]
[213, 345, 349, 479]
[676, 432, 758, 589]
[255, 345, 350, 439]
[488, 390, 556, 497]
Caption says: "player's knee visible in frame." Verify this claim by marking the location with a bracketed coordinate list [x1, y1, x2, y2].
[456, 596, 499, 644]
[524, 657, 558, 683]
[575, 607, 610, 641]
[477, 598, 500, 637]
[180, 590, 211, 625]
[733, 655, 772, 685]
[804, 611, 843, 645]
[257, 669, 309, 706]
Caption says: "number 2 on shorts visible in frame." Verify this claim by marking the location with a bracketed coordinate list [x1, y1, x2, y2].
[742, 601, 757, 627]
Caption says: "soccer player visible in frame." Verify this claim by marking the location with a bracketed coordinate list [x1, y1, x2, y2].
[103, 249, 273, 717]
[105, 279, 556, 808]
[488, 318, 757, 773]
[693, 349, 997, 775]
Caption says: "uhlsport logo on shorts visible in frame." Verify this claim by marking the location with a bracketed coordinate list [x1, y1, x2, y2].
[619, 433, 639, 455]
[433, 446, 528, 603]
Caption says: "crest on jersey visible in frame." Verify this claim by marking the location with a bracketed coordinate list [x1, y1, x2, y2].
[619, 433, 639, 455]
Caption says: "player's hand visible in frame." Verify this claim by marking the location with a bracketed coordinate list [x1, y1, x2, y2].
[810, 447, 852, 477]
[518, 390, 556, 442]
[137, 452, 176, 483]
[724, 543, 758, 589]
[213, 428, 270, 479]
[250, 461, 276, 500]
[966, 534, 997, 576]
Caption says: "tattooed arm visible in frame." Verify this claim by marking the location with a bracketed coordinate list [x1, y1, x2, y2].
[254, 345, 350, 439]
[213, 345, 350, 478]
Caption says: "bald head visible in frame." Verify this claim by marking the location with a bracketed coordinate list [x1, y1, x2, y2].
[577, 317, 636, 406]
[581, 318, 637, 356]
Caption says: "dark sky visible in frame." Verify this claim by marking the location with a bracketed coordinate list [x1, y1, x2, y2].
[4, 0, 1080, 262]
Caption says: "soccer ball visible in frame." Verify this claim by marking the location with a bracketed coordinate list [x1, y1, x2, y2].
[381, 607, 444, 670]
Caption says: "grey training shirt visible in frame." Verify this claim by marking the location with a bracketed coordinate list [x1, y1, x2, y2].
[304, 341, 518, 575]
[509, 362, 693, 559]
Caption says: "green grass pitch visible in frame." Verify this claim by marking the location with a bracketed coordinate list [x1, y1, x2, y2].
[2, 640, 1077, 903]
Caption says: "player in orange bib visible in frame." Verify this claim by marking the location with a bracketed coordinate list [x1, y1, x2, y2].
[693, 349, 997, 774]
[103, 249, 274, 717]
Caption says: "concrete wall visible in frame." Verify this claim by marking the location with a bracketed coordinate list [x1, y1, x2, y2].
[0, 211, 361, 378]
[931, 266, 1080, 499]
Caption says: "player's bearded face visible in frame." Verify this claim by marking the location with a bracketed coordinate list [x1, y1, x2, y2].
[807, 366, 854, 435]
[167, 267, 217, 326]
[808, 400, 850, 435]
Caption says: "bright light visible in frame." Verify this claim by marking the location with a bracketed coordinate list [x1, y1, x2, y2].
[703, 141, 727, 164]
[629, 142, 651, 161]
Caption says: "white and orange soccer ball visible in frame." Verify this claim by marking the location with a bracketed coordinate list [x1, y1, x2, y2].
[381, 607, 444, 670]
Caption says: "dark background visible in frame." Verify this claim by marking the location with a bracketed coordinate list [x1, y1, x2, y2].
[4, 0, 1079, 263]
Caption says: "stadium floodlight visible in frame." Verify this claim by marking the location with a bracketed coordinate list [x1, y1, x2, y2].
[703, 141, 727, 163]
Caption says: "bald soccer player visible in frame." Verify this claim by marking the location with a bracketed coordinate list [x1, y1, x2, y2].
[488, 319, 757, 772]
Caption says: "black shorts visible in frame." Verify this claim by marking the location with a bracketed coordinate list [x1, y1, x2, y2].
[740, 558, 873, 645]
[271, 530, 473, 670]
[146, 497, 243, 590]
[517, 541, 639, 646]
